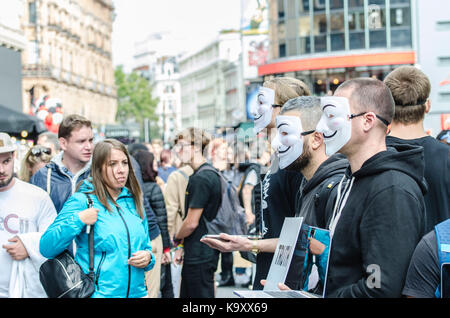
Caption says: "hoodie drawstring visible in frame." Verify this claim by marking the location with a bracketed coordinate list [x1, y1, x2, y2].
[329, 175, 355, 237]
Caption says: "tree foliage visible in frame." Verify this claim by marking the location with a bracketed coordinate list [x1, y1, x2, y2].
[114, 66, 159, 124]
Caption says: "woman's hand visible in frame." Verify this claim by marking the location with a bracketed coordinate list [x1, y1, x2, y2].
[128, 250, 152, 268]
[78, 207, 99, 225]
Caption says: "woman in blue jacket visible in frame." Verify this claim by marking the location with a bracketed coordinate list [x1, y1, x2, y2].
[40, 139, 155, 298]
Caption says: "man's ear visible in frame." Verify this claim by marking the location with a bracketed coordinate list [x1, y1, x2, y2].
[59, 137, 67, 151]
[310, 132, 323, 151]
[425, 99, 431, 114]
[362, 112, 377, 132]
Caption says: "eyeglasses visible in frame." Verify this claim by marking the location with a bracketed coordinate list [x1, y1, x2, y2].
[31, 146, 51, 157]
[301, 130, 315, 136]
[272, 104, 282, 108]
[349, 112, 391, 127]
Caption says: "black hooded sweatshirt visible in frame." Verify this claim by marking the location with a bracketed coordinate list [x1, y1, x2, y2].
[284, 154, 349, 290]
[325, 144, 427, 298]
[295, 153, 349, 228]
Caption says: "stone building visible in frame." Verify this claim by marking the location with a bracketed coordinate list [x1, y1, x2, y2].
[21, 0, 117, 125]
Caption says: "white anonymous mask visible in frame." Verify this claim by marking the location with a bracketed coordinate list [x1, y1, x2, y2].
[316, 96, 352, 156]
[252, 87, 276, 134]
[275, 115, 314, 170]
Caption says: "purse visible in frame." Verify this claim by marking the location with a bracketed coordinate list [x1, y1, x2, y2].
[39, 193, 96, 298]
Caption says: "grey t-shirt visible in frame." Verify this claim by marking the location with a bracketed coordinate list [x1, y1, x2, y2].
[402, 230, 440, 298]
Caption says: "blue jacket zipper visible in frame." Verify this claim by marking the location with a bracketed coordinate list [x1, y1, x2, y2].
[95, 251, 107, 288]
[116, 206, 131, 298]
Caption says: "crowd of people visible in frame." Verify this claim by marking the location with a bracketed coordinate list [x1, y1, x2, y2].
[0, 65, 449, 298]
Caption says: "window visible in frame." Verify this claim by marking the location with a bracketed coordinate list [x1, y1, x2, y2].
[298, 15, 311, 54]
[390, 4, 412, 47]
[348, 8, 366, 49]
[348, 0, 364, 7]
[313, 13, 327, 52]
[298, 0, 310, 13]
[330, 0, 344, 10]
[278, 0, 285, 19]
[279, 43, 286, 57]
[368, 1, 387, 48]
[330, 11, 345, 51]
[29, 1, 37, 24]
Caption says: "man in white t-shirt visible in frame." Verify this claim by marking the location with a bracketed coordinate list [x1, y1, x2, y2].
[0, 132, 57, 298]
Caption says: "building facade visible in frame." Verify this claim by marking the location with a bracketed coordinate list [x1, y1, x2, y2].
[261, 0, 450, 135]
[0, 0, 26, 112]
[21, 0, 117, 125]
[178, 32, 242, 132]
[133, 32, 182, 144]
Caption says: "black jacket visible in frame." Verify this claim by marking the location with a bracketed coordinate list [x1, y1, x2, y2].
[325, 143, 427, 298]
[387, 135, 450, 232]
[143, 182, 171, 249]
[295, 153, 349, 228]
[285, 154, 348, 290]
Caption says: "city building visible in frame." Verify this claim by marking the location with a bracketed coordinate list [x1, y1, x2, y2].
[0, 0, 26, 112]
[133, 32, 182, 144]
[21, 0, 117, 125]
[178, 31, 242, 132]
[261, 0, 450, 135]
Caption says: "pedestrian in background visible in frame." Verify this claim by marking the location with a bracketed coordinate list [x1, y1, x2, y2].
[164, 140, 194, 297]
[134, 149, 173, 298]
[18, 145, 52, 182]
[173, 127, 222, 298]
[385, 66, 450, 232]
[36, 131, 60, 156]
[158, 149, 177, 183]
[40, 139, 154, 298]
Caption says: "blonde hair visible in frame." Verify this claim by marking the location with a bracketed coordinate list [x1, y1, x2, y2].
[19, 146, 52, 182]
[89, 139, 145, 220]
[263, 77, 311, 105]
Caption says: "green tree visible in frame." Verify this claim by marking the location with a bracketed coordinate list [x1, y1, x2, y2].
[114, 66, 159, 125]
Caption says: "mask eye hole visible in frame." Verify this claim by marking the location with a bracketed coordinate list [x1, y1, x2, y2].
[281, 132, 288, 136]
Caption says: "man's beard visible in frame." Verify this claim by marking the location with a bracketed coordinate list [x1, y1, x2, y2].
[0, 173, 14, 189]
[285, 145, 311, 173]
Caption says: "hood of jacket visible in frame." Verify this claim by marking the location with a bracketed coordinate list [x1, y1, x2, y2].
[302, 153, 349, 195]
[350, 143, 427, 195]
[50, 151, 91, 176]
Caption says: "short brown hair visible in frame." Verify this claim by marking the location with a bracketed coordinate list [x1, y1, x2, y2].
[383, 66, 431, 124]
[174, 127, 212, 155]
[58, 114, 92, 139]
[336, 78, 395, 127]
[264, 77, 311, 106]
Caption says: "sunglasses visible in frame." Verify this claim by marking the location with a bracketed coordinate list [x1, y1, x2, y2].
[31, 146, 51, 157]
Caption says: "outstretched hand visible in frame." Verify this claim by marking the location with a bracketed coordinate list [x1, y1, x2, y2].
[200, 233, 251, 253]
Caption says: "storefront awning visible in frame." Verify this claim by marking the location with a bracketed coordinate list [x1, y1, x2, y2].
[258, 51, 416, 76]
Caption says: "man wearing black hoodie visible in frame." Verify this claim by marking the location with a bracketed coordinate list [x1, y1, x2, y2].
[318, 78, 426, 298]
[201, 96, 349, 290]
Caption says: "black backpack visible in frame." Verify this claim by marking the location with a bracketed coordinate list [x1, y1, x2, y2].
[197, 165, 248, 236]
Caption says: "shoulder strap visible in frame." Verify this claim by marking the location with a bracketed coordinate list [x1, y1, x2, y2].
[46, 167, 52, 194]
[83, 192, 95, 280]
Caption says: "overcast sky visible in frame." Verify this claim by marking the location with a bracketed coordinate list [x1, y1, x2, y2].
[111, 0, 242, 71]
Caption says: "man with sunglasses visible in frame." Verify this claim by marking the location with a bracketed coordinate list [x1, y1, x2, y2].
[315, 78, 427, 297]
